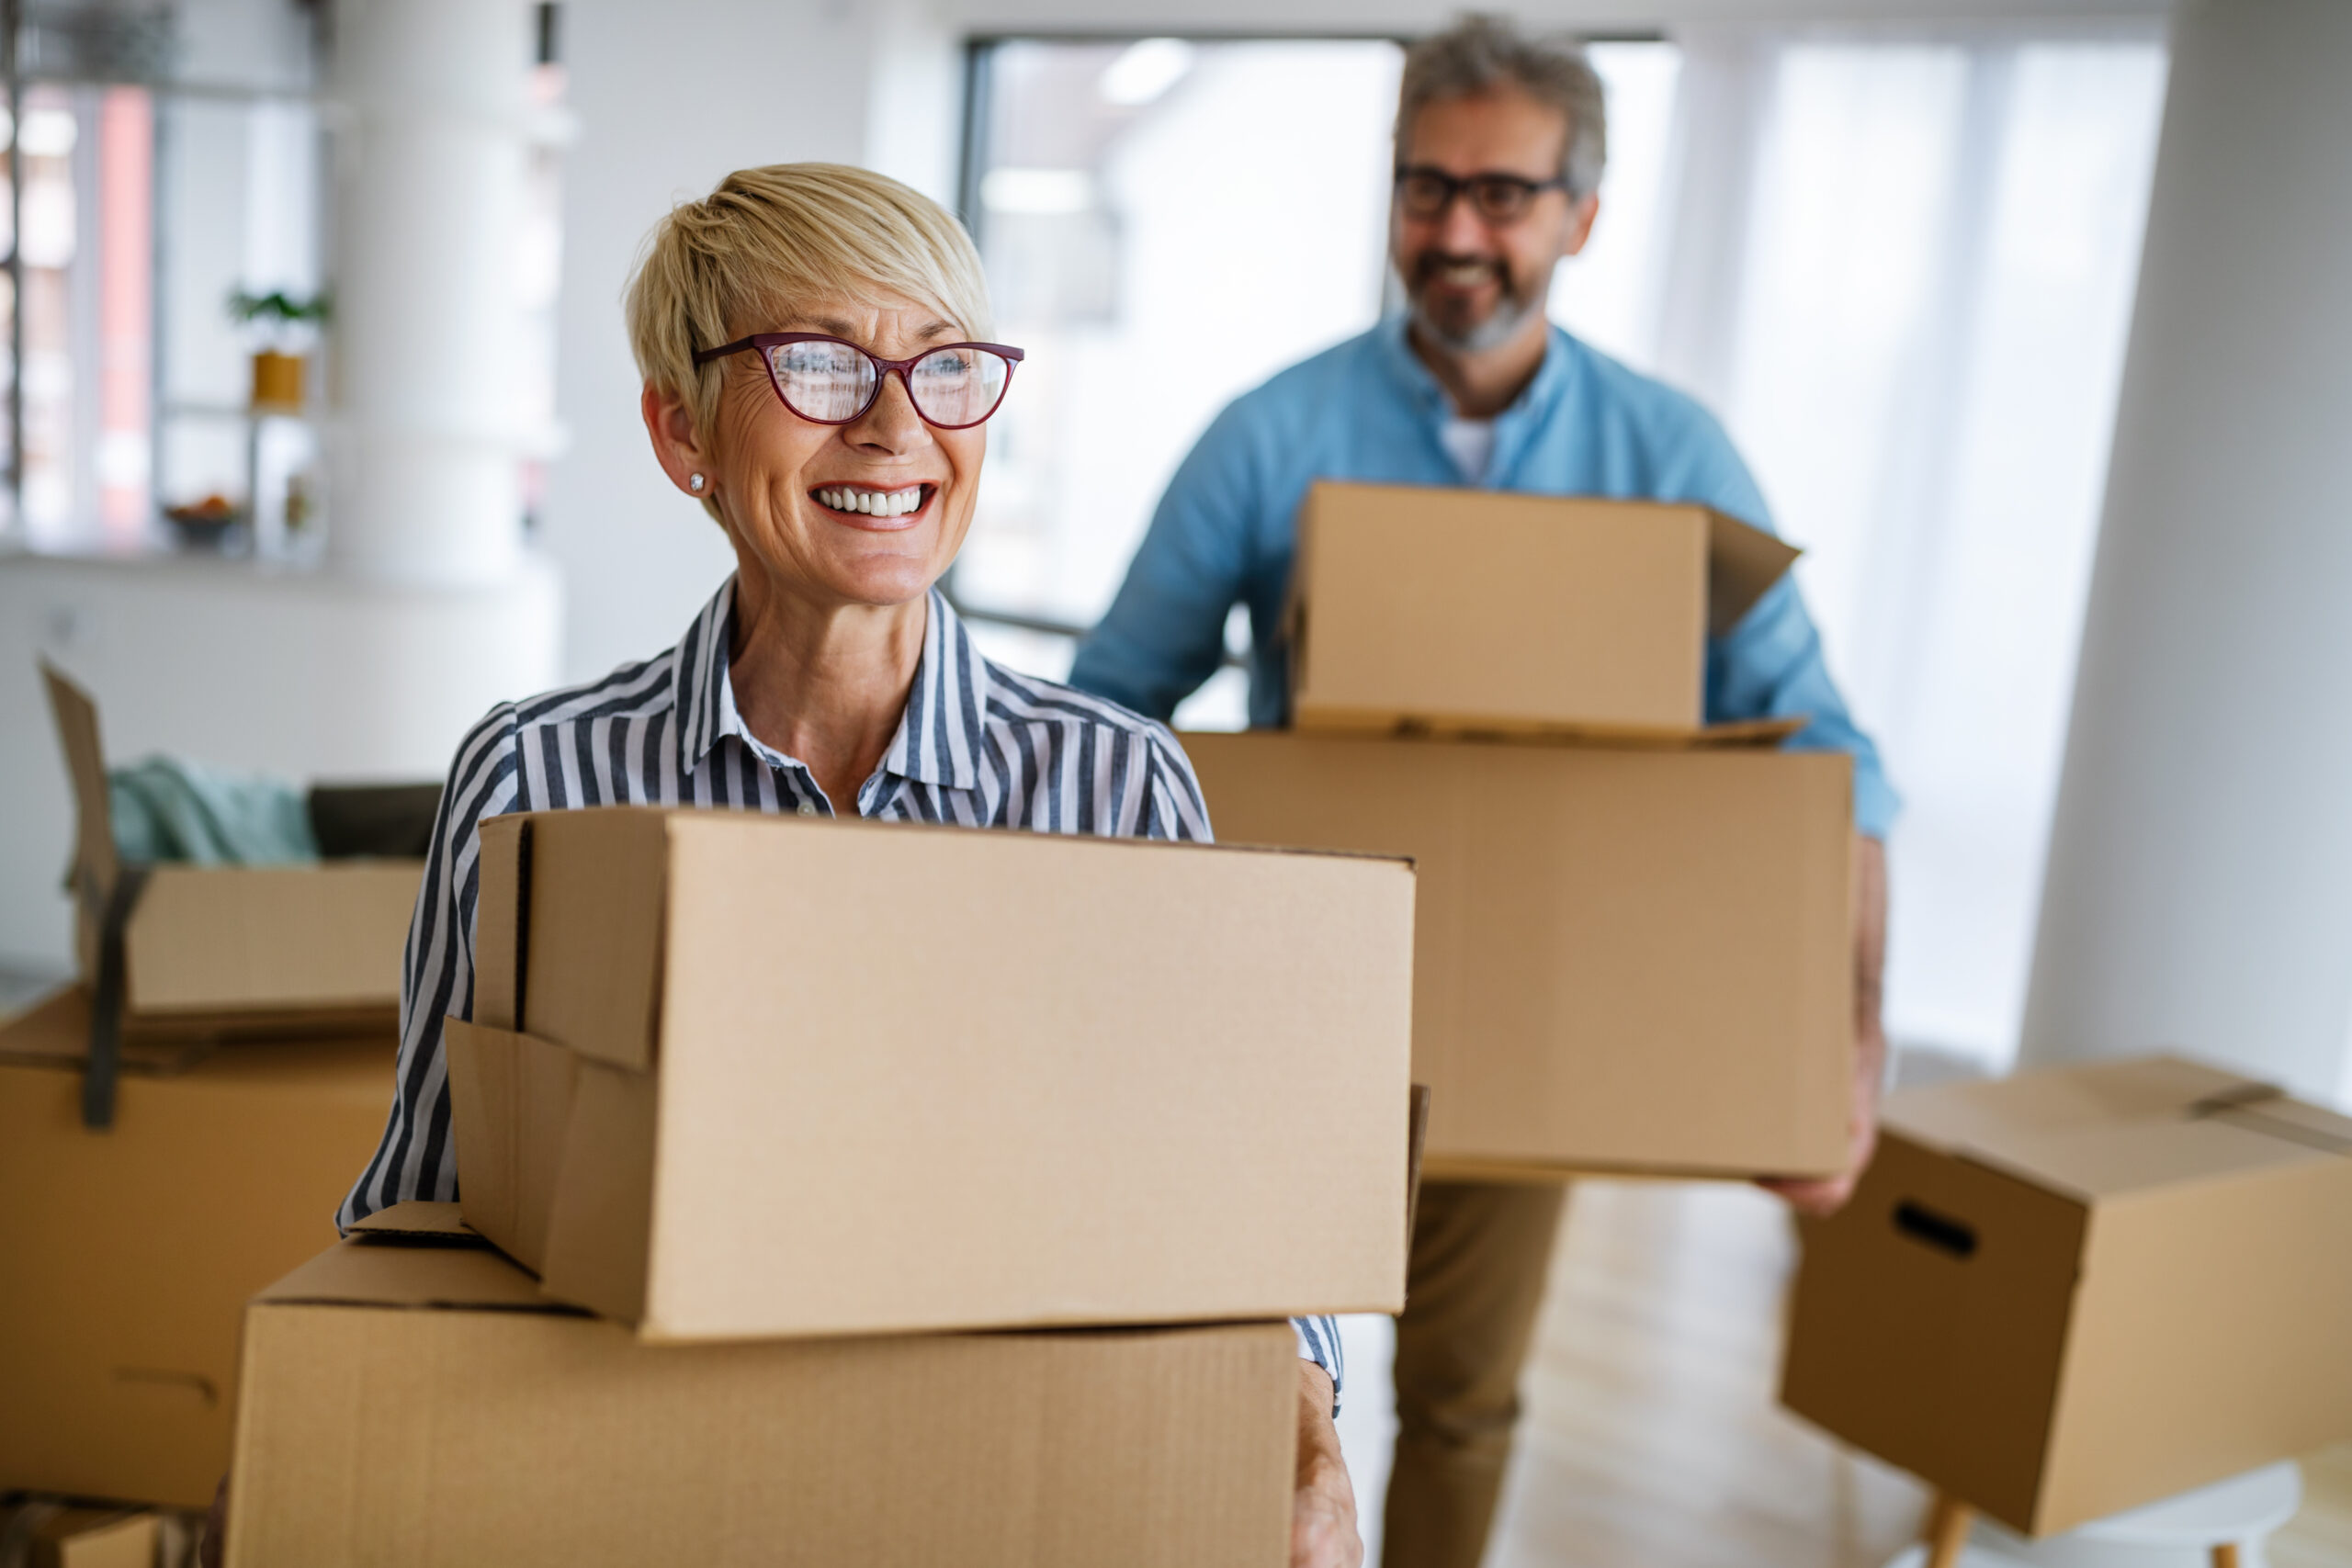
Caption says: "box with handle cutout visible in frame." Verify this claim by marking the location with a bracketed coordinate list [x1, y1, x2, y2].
[1780, 1055, 2352, 1537]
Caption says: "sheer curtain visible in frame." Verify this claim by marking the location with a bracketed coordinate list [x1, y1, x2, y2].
[1560, 28, 2167, 1070]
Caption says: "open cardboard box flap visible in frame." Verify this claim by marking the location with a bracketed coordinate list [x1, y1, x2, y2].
[39, 662, 420, 1042]
[1883, 1055, 2352, 1203]
[1287, 482, 1805, 740]
[42, 662, 120, 919]
[345, 1200, 480, 1242]
[1294, 481, 1799, 632]
[259, 1212, 558, 1314]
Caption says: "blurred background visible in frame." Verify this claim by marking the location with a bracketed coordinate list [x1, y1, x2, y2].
[0, 0, 2222, 1097]
[6, 3, 2352, 1563]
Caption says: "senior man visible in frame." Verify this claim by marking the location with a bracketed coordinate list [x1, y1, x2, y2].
[1070, 17, 1895, 1568]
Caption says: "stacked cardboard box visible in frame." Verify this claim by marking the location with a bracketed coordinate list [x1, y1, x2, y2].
[1186, 480, 1856, 1180]
[0, 987, 393, 1509]
[1780, 1055, 2352, 1535]
[3, 668, 421, 1519]
[225, 807, 1420, 1565]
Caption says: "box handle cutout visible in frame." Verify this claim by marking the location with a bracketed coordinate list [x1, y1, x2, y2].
[1893, 1200, 1976, 1259]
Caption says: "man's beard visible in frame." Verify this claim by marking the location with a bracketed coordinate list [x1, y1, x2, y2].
[1405, 252, 1545, 355]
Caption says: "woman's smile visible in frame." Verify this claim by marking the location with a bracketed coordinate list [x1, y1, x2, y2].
[808, 481, 934, 527]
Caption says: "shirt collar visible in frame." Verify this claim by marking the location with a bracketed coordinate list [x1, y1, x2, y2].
[672, 577, 986, 793]
[1374, 313, 1580, 468]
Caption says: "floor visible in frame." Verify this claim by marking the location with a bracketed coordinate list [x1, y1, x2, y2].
[1336, 1179, 2352, 1568]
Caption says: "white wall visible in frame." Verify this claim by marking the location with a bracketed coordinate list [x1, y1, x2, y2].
[2021, 0, 2352, 1103]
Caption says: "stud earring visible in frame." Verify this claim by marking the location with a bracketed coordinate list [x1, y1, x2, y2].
[688, 473, 706, 492]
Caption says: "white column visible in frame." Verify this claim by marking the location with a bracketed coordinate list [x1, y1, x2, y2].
[325, 0, 536, 583]
[2019, 0, 2352, 1100]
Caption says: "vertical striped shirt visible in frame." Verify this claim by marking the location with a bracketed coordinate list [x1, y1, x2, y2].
[338, 578, 1340, 1393]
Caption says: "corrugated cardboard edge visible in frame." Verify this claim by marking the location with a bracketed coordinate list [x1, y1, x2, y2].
[0, 985, 211, 1073]
[346, 1201, 481, 1243]
[1286, 711, 1805, 750]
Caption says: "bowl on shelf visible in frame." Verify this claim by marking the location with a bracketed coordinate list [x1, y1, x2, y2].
[163, 494, 246, 549]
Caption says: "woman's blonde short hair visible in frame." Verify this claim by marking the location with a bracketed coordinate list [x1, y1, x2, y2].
[626, 163, 992, 449]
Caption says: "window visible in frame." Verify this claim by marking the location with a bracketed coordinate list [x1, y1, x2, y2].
[0, 3, 328, 556]
[0, 4, 565, 560]
[954, 36, 1406, 727]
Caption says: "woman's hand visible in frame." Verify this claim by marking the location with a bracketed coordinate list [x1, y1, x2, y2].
[1293, 1362, 1363, 1568]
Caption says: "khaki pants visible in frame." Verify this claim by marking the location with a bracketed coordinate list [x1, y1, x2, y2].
[1380, 1179, 1569, 1568]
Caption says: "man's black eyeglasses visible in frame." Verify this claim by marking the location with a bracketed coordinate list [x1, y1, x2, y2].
[1395, 165, 1573, 224]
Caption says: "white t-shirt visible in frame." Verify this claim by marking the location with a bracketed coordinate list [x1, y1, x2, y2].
[1438, 416, 1497, 485]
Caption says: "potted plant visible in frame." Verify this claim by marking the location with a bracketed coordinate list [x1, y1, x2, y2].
[227, 288, 331, 412]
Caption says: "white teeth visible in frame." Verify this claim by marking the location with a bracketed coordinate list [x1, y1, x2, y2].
[818, 486, 922, 516]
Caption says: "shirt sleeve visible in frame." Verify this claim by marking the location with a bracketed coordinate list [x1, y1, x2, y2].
[1136, 723, 1345, 1408]
[1679, 407, 1901, 840]
[334, 703, 522, 1232]
[1069, 401, 1263, 723]
[1709, 580, 1901, 839]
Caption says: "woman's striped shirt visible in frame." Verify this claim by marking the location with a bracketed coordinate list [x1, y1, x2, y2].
[335, 577, 1340, 1393]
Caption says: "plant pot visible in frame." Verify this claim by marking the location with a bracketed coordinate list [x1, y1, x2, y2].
[250, 350, 306, 412]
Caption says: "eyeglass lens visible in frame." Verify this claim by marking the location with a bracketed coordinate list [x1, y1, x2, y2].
[766, 339, 1012, 428]
[1398, 170, 1544, 223]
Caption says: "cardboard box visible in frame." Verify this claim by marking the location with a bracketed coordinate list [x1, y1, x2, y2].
[450, 806, 1415, 1339]
[1780, 1056, 2352, 1536]
[1182, 728, 1853, 1179]
[1288, 480, 1802, 739]
[0, 987, 394, 1508]
[225, 1215, 1296, 1568]
[42, 664, 421, 1043]
[0, 1502, 172, 1568]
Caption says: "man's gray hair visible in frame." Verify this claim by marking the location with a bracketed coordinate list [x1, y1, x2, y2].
[1396, 14, 1608, 198]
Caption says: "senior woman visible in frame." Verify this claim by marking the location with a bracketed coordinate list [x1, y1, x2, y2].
[327, 164, 1361, 1567]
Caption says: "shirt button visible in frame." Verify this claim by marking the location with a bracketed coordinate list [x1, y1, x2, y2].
[797, 799, 819, 818]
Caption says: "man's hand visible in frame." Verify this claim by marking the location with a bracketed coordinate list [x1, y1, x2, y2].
[1760, 833, 1888, 1218]
[1292, 1362, 1362, 1568]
